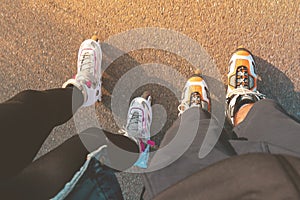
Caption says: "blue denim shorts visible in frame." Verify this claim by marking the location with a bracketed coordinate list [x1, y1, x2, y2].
[52, 146, 123, 200]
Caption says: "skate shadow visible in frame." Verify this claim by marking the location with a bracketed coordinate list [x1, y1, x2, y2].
[98, 43, 180, 144]
[98, 44, 229, 145]
[254, 56, 300, 121]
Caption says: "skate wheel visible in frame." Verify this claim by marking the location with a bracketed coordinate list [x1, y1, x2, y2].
[91, 35, 99, 42]
[194, 69, 201, 75]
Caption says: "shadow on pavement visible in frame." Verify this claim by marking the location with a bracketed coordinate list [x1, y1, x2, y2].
[99, 44, 180, 145]
[254, 56, 300, 120]
[99, 44, 229, 146]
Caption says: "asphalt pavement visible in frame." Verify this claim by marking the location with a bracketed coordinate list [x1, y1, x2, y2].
[0, 0, 299, 199]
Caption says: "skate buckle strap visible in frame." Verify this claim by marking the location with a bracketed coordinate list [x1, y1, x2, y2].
[147, 140, 155, 147]
[140, 139, 155, 152]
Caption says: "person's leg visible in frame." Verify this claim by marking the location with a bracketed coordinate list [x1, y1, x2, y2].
[1, 127, 139, 199]
[233, 103, 254, 126]
[1, 36, 103, 180]
[153, 153, 300, 200]
[225, 47, 300, 155]
[143, 72, 236, 199]
[0, 87, 84, 180]
[143, 107, 236, 199]
[233, 99, 300, 152]
[2, 133, 89, 200]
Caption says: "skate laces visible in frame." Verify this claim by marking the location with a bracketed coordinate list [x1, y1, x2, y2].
[118, 111, 142, 143]
[127, 111, 142, 133]
[189, 92, 202, 107]
[77, 51, 97, 85]
[178, 92, 202, 115]
[236, 66, 249, 88]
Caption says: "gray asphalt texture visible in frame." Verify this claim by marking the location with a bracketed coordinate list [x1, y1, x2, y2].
[0, 0, 299, 199]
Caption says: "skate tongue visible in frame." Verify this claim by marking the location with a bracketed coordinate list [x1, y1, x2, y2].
[78, 50, 96, 80]
[189, 92, 201, 107]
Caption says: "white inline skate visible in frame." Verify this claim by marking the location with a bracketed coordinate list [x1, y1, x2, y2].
[120, 91, 155, 169]
[63, 35, 102, 107]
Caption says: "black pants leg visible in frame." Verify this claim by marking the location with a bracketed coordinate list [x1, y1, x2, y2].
[4, 126, 139, 199]
[0, 87, 84, 180]
[0, 88, 139, 199]
[233, 99, 300, 154]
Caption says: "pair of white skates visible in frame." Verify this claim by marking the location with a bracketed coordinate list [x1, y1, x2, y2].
[63, 36, 154, 168]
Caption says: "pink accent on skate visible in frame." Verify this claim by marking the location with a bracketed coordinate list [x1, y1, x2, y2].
[86, 81, 92, 88]
[140, 140, 145, 152]
[147, 140, 155, 146]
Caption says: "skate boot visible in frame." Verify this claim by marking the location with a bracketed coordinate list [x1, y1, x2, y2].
[119, 91, 155, 168]
[63, 35, 102, 107]
[178, 69, 211, 115]
[226, 47, 266, 125]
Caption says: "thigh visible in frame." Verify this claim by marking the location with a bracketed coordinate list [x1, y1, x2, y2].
[143, 107, 235, 199]
[1, 128, 139, 199]
[1, 135, 88, 199]
[0, 88, 83, 180]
